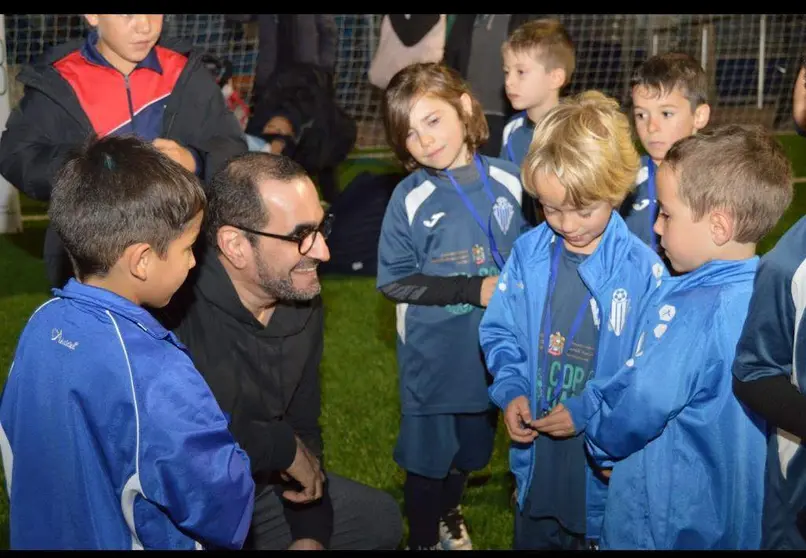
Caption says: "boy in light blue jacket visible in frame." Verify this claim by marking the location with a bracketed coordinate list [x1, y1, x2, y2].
[577, 124, 794, 549]
[480, 90, 667, 550]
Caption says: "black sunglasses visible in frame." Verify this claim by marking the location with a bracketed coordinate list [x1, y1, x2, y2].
[229, 213, 334, 256]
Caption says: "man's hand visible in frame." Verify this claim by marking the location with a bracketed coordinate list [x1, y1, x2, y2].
[152, 138, 197, 173]
[480, 275, 499, 308]
[504, 395, 539, 443]
[282, 436, 325, 504]
[531, 403, 576, 438]
[288, 538, 326, 550]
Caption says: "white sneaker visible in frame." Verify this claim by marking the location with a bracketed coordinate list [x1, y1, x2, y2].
[439, 506, 473, 550]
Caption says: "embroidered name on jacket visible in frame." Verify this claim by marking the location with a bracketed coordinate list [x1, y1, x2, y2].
[53, 46, 187, 138]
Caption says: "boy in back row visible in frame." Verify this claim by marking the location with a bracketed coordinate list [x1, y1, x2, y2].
[623, 52, 711, 252]
[497, 15, 713, 256]
[499, 19, 575, 227]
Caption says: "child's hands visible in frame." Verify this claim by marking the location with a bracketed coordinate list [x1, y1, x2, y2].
[504, 396, 539, 443]
[531, 403, 576, 438]
[153, 138, 197, 174]
[480, 275, 499, 307]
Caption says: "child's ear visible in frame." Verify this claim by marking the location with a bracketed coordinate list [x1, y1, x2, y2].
[124, 243, 152, 282]
[693, 103, 711, 132]
[459, 93, 473, 119]
[549, 67, 567, 91]
[709, 209, 734, 246]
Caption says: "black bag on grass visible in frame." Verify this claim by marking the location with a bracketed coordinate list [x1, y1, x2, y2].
[318, 171, 405, 276]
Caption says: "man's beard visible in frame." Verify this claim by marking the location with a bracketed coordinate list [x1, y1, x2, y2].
[254, 249, 322, 301]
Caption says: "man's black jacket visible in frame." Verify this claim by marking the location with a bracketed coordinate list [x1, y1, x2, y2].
[158, 248, 333, 547]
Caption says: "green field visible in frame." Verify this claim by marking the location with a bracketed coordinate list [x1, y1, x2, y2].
[1, 135, 805, 549]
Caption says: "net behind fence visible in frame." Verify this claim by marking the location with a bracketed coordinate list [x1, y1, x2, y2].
[4, 14, 806, 152]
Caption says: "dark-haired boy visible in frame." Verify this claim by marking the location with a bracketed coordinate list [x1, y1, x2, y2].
[621, 52, 711, 252]
[0, 136, 284, 550]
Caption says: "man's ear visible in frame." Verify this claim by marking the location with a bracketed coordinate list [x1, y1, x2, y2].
[217, 226, 251, 270]
[709, 209, 734, 246]
[84, 14, 99, 27]
[693, 103, 711, 132]
[123, 243, 152, 282]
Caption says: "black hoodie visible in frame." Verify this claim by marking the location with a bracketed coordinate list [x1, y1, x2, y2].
[158, 248, 333, 547]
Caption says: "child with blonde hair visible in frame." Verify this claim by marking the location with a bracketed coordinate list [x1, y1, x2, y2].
[480, 90, 666, 549]
[377, 62, 528, 550]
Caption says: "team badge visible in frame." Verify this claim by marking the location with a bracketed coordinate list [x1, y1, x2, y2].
[492, 196, 515, 234]
[548, 331, 566, 356]
[609, 288, 629, 337]
[472, 244, 486, 265]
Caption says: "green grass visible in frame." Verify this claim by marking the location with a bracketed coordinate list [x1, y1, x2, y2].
[0, 142, 805, 549]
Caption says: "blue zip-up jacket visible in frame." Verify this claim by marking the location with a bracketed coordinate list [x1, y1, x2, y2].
[479, 212, 667, 540]
[377, 156, 526, 415]
[584, 258, 766, 549]
[499, 110, 533, 167]
[733, 215, 806, 550]
[620, 155, 660, 251]
[0, 280, 255, 550]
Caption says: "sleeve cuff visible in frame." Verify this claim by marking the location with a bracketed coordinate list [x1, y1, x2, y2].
[563, 394, 587, 433]
[489, 381, 530, 412]
[465, 275, 485, 307]
[252, 421, 297, 474]
[281, 478, 334, 548]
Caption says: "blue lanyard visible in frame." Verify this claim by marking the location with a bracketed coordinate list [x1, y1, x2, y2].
[444, 155, 506, 271]
[647, 160, 658, 253]
[539, 239, 593, 415]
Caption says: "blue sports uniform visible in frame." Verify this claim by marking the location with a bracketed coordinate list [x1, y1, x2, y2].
[585, 258, 766, 549]
[733, 216, 806, 550]
[377, 155, 526, 477]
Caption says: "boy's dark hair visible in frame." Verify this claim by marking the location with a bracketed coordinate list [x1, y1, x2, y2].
[49, 135, 206, 281]
[664, 124, 793, 243]
[383, 62, 489, 172]
[205, 152, 309, 248]
[629, 52, 708, 111]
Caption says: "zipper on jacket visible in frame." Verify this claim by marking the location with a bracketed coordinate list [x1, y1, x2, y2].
[124, 75, 136, 132]
[162, 51, 201, 137]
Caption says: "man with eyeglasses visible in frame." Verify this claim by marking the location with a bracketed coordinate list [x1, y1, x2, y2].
[158, 152, 403, 551]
